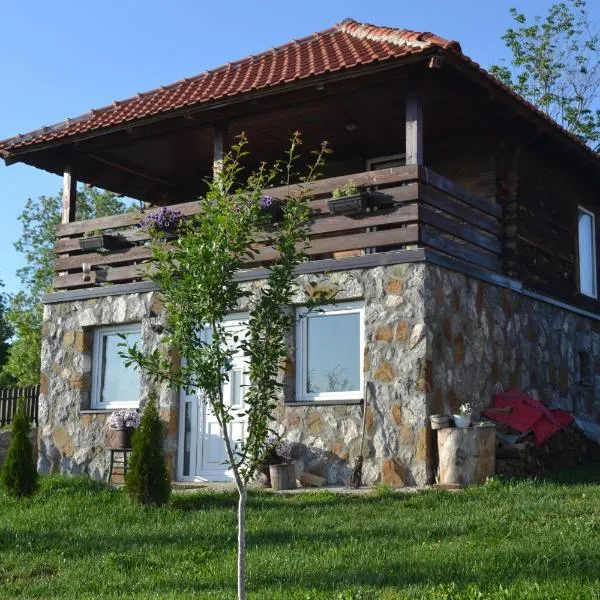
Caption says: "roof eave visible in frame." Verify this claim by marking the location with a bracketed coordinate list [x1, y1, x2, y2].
[0, 51, 437, 163]
[443, 52, 600, 170]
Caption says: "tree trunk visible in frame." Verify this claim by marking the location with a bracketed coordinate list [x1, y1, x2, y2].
[237, 488, 247, 600]
[437, 426, 496, 486]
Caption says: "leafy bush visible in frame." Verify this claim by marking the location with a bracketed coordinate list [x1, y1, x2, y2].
[1, 403, 38, 497]
[125, 390, 171, 506]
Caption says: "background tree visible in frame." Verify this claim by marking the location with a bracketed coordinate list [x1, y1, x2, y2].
[123, 133, 328, 600]
[0, 281, 13, 385]
[490, 0, 600, 149]
[3, 187, 134, 385]
[1, 402, 38, 497]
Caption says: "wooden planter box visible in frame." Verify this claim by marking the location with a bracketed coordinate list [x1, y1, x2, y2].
[327, 192, 370, 215]
[262, 201, 284, 223]
[78, 234, 122, 251]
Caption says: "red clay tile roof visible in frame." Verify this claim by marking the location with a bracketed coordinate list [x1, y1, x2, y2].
[0, 19, 460, 154]
[0, 18, 596, 162]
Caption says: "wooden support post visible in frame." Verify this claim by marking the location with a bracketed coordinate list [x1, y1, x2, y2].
[61, 166, 77, 224]
[405, 93, 423, 166]
[213, 124, 225, 182]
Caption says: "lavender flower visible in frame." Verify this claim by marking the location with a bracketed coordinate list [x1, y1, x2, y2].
[260, 196, 273, 209]
[275, 440, 293, 462]
[258, 434, 294, 464]
[138, 207, 183, 233]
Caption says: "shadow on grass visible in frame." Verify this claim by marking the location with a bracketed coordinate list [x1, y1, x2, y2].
[171, 488, 424, 513]
[171, 491, 239, 511]
[126, 546, 600, 598]
[3, 473, 600, 597]
[534, 462, 600, 485]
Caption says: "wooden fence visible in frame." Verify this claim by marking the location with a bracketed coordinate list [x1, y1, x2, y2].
[0, 386, 39, 427]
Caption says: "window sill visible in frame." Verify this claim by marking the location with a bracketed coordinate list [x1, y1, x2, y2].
[80, 408, 138, 414]
[285, 399, 363, 407]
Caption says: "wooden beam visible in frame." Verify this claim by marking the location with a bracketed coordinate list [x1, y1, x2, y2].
[61, 166, 77, 224]
[405, 92, 423, 166]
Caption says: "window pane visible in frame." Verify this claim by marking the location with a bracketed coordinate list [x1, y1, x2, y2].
[183, 401, 192, 476]
[230, 369, 243, 407]
[579, 211, 596, 297]
[306, 312, 360, 393]
[99, 330, 141, 405]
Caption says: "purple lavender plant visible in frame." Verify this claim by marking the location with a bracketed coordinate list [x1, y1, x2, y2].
[138, 207, 183, 233]
[260, 196, 273, 209]
[258, 195, 284, 222]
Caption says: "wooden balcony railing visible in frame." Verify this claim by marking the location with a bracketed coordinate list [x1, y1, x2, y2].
[52, 165, 503, 291]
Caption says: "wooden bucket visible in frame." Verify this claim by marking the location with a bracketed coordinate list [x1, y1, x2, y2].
[430, 414, 450, 430]
[269, 461, 297, 491]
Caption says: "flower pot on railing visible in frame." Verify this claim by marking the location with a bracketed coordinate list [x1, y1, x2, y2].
[78, 234, 122, 252]
[327, 192, 370, 215]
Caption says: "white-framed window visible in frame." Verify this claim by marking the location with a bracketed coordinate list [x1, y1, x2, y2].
[91, 323, 141, 409]
[295, 302, 364, 402]
[578, 207, 597, 299]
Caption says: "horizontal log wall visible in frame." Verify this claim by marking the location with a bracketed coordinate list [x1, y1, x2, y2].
[516, 144, 600, 309]
[52, 166, 503, 291]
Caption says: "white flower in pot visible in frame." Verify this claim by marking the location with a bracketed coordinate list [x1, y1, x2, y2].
[106, 408, 141, 448]
[453, 403, 472, 428]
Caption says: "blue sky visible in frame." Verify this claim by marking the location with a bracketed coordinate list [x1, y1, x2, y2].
[1, 0, 598, 295]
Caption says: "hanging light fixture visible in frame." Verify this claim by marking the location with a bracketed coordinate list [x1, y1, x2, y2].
[344, 118, 358, 132]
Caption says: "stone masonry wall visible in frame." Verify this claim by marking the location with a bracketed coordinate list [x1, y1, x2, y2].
[39, 292, 179, 480]
[40, 262, 432, 486]
[40, 260, 600, 487]
[267, 263, 432, 486]
[425, 264, 600, 422]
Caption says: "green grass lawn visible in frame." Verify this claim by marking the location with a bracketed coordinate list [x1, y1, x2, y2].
[1, 469, 600, 599]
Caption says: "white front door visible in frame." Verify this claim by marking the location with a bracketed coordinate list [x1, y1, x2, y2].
[177, 317, 249, 481]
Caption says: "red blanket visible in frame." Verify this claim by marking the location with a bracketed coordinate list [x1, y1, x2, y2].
[482, 391, 573, 446]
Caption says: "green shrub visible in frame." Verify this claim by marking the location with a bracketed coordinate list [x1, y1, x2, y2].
[1, 403, 38, 497]
[125, 391, 171, 506]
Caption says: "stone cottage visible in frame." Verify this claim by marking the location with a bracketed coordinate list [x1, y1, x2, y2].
[1, 19, 599, 485]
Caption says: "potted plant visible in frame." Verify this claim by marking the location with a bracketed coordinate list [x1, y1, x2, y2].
[138, 207, 183, 236]
[453, 403, 472, 428]
[257, 435, 281, 486]
[78, 229, 123, 251]
[106, 408, 141, 448]
[268, 439, 296, 491]
[257, 435, 295, 489]
[327, 180, 369, 215]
